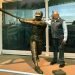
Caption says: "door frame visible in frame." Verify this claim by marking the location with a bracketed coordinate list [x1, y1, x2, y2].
[2, 50, 75, 58]
[0, 3, 2, 55]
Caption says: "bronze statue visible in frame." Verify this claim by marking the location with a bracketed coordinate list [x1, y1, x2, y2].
[0, 8, 46, 74]
[19, 11, 46, 74]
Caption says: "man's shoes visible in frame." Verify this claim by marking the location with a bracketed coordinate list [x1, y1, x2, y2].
[59, 63, 65, 68]
[35, 66, 43, 74]
[50, 61, 57, 65]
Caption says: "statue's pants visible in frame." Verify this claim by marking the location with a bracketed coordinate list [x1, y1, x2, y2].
[30, 35, 43, 66]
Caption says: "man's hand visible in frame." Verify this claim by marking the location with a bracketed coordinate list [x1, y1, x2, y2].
[59, 40, 66, 50]
[62, 39, 67, 45]
[45, 20, 51, 25]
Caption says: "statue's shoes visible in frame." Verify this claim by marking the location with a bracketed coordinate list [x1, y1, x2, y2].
[35, 66, 43, 74]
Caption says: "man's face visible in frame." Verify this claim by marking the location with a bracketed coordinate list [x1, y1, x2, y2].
[53, 14, 59, 19]
[35, 16, 42, 21]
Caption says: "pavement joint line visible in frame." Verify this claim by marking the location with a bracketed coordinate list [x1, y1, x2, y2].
[0, 69, 42, 75]
[0, 59, 13, 65]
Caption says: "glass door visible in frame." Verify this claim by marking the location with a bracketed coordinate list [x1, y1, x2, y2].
[2, 1, 33, 55]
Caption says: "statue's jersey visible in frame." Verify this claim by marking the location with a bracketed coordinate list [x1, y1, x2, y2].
[31, 19, 46, 41]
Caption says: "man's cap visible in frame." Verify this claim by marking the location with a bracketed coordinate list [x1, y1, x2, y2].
[35, 10, 43, 16]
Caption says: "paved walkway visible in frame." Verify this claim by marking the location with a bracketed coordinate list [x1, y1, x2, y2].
[0, 55, 75, 75]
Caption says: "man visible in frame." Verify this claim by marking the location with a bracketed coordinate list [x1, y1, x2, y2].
[46, 11, 68, 67]
[19, 10, 46, 74]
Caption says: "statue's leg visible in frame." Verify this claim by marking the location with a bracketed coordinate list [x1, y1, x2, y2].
[31, 40, 43, 74]
[31, 41, 38, 66]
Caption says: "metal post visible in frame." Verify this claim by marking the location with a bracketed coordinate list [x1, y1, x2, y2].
[0, 2, 2, 55]
[45, 0, 50, 56]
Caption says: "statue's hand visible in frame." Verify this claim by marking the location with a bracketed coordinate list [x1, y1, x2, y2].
[19, 18, 24, 22]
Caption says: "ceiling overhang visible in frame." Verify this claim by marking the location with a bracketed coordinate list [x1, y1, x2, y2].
[3, 0, 75, 9]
